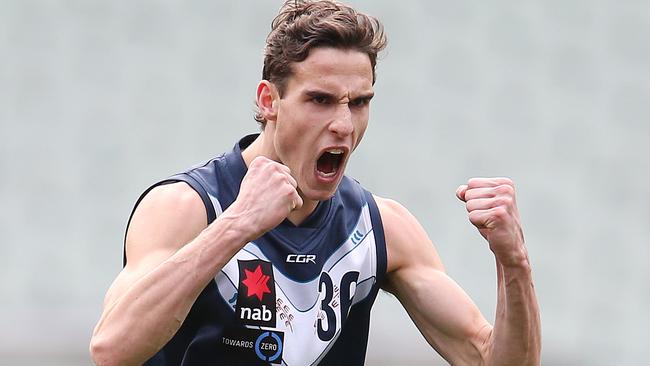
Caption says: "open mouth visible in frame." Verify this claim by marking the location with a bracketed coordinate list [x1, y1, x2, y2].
[316, 148, 345, 178]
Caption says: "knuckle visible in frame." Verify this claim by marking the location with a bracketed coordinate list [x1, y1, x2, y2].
[283, 189, 293, 199]
[276, 171, 288, 181]
[501, 177, 514, 186]
[496, 184, 514, 196]
[492, 206, 508, 219]
[266, 162, 280, 172]
[270, 170, 282, 180]
[495, 196, 513, 207]
[467, 178, 482, 188]
[468, 211, 483, 224]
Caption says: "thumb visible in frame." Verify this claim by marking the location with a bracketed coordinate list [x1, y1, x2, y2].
[456, 185, 468, 202]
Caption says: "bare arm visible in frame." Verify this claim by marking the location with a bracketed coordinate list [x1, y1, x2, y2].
[378, 178, 540, 366]
[90, 157, 303, 366]
[456, 178, 541, 365]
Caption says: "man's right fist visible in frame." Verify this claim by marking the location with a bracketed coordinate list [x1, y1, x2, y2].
[227, 156, 303, 241]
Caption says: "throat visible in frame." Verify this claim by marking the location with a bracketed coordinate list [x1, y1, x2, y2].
[286, 198, 319, 226]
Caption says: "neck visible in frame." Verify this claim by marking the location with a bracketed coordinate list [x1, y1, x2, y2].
[241, 131, 319, 226]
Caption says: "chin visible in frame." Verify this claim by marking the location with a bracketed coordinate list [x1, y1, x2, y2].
[303, 186, 338, 202]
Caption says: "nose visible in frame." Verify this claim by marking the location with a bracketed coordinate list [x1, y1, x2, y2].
[328, 104, 354, 137]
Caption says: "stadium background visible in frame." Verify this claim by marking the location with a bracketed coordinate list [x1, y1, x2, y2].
[1, 1, 648, 364]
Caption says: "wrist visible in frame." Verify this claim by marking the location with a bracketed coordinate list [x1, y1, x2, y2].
[498, 248, 534, 289]
[494, 243, 531, 270]
[217, 207, 261, 245]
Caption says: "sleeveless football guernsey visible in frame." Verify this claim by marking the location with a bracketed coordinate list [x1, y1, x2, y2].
[124, 134, 387, 366]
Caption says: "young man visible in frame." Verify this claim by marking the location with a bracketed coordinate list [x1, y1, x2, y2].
[90, 1, 541, 365]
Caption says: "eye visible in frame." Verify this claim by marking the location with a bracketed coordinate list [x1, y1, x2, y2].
[312, 95, 329, 105]
[350, 98, 370, 107]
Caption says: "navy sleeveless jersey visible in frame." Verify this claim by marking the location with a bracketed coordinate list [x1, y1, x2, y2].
[125, 135, 388, 366]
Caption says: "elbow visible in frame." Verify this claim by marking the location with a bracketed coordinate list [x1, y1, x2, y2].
[89, 333, 130, 366]
[90, 334, 115, 366]
[89, 335, 109, 366]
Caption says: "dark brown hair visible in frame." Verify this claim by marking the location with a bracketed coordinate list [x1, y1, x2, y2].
[255, 0, 387, 125]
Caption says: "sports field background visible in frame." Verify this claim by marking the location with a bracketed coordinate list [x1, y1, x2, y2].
[1, 1, 648, 365]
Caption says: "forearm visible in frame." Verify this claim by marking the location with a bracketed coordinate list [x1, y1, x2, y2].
[91, 212, 250, 366]
[488, 255, 541, 366]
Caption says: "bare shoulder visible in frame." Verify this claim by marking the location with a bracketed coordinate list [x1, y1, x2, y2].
[125, 182, 208, 270]
[373, 195, 445, 288]
[100, 182, 207, 308]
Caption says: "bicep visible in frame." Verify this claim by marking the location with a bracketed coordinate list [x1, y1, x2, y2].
[377, 196, 492, 364]
[103, 182, 207, 308]
[386, 265, 492, 364]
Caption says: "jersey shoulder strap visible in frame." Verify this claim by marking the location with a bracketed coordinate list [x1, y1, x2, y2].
[122, 165, 223, 267]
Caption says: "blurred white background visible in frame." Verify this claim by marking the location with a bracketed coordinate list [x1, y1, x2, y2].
[1, 1, 649, 365]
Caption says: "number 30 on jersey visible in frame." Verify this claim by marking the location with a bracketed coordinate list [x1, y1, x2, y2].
[317, 271, 360, 342]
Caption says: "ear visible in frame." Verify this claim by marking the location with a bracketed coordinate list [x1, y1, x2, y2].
[256, 80, 279, 122]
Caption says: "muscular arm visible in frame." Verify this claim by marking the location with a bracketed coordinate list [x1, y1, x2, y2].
[377, 181, 540, 365]
[89, 182, 250, 365]
[90, 157, 302, 366]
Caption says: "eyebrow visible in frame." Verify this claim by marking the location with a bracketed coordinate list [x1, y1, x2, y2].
[305, 90, 336, 100]
[353, 92, 375, 101]
[304, 89, 375, 102]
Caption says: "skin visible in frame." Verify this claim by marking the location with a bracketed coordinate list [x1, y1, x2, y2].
[90, 47, 540, 366]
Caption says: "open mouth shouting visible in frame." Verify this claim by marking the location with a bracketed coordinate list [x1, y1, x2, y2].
[315, 147, 347, 183]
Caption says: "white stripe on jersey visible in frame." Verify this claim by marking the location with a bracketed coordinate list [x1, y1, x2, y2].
[214, 204, 378, 366]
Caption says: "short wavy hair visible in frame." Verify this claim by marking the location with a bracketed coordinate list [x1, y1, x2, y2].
[254, 0, 387, 125]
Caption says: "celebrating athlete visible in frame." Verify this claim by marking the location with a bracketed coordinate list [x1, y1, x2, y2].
[90, 1, 541, 365]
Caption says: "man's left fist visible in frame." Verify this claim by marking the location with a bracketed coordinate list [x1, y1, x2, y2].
[456, 178, 528, 267]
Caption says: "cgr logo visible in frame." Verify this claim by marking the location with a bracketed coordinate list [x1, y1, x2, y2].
[286, 254, 316, 264]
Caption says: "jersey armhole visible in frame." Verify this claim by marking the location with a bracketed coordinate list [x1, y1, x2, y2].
[364, 189, 388, 289]
[122, 173, 217, 267]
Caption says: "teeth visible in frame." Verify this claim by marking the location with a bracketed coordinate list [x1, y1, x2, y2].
[318, 171, 336, 178]
[327, 149, 344, 154]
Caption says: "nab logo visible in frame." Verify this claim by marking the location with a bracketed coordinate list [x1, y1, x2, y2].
[241, 264, 271, 301]
[286, 254, 316, 264]
[236, 260, 276, 327]
[240, 304, 273, 322]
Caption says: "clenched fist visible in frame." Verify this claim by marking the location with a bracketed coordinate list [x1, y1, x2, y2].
[226, 156, 303, 242]
[456, 178, 528, 267]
